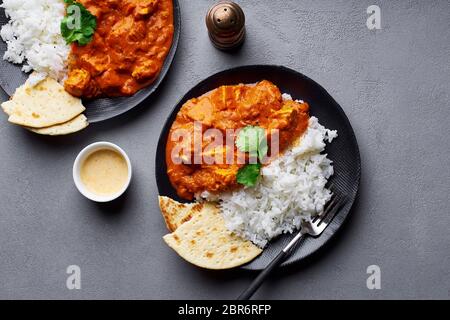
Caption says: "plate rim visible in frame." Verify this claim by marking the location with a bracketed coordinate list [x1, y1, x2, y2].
[155, 64, 362, 271]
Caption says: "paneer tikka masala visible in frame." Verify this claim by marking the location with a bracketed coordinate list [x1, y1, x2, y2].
[166, 80, 310, 200]
[64, 0, 174, 98]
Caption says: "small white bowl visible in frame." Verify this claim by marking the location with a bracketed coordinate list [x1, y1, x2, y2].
[73, 142, 132, 203]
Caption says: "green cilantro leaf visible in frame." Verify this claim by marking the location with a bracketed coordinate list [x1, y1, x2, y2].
[236, 126, 268, 162]
[258, 137, 268, 163]
[61, 0, 97, 46]
[237, 163, 262, 187]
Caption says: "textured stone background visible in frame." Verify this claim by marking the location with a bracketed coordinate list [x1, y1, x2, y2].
[0, 0, 449, 299]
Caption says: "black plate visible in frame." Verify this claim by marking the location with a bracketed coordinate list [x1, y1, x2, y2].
[156, 65, 361, 270]
[0, 0, 180, 123]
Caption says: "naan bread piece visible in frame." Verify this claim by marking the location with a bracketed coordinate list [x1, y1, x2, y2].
[28, 114, 89, 136]
[1, 77, 85, 128]
[1, 100, 13, 115]
[158, 196, 203, 232]
[163, 201, 262, 269]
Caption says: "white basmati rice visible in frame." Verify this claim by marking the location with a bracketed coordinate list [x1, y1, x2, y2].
[0, 0, 69, 84]
[199, 96, 338, 248]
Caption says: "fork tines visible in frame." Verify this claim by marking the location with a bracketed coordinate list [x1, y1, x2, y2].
[312, 191, 345, 227]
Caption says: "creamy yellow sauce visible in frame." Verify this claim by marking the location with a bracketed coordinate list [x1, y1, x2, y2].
[80, 149, 128, 196]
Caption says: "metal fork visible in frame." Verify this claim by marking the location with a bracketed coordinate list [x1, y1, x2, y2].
[237, 193, 346, 300]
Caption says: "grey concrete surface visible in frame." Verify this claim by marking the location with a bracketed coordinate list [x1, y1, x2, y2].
[0, 0, 449, 300]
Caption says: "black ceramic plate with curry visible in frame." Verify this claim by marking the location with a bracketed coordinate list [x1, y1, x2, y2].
[156, 65, 361, 270]
[0, 0, 181, 123]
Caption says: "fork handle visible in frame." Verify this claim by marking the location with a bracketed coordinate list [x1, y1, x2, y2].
[238, 231, 305, 300]
[237, 250, 289, 300]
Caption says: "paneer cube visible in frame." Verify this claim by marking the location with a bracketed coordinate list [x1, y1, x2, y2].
[64, 69, 91, 97]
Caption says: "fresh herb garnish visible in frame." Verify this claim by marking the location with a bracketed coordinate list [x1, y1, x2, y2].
[236, 163, 262, 187]
[236, 126, 268, 162]
[61, 0, 97, 46]
[235, 126, 269, 187]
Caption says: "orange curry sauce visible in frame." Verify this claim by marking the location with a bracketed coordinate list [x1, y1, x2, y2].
[166, 80, 310, 200]
[64, 0, 174, 98]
